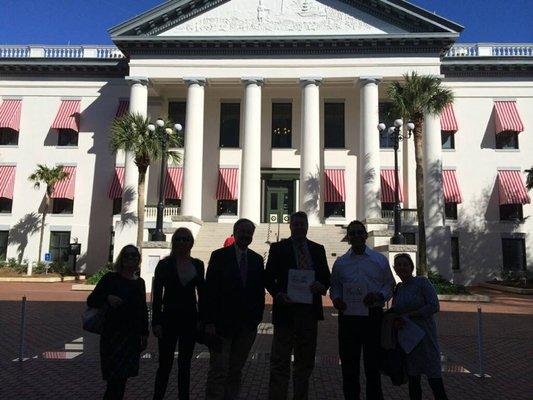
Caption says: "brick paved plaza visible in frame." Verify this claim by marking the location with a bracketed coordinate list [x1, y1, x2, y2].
[0, 282, 531, 400]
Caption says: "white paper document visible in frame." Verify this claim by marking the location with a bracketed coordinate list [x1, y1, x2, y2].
[287, 269, 315, 305]
[398, 317, 426, 354]
[343, 281, 368, 316]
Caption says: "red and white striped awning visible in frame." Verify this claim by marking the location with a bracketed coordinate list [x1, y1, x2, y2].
[324, 169, 346, 202]
[440, 103, 458, 133]
[108, 166, 125, 199]
[494, 101, 524, 134]
[165, 167, 183, 199]
[443, 169, 463, 203]
[115, 100, 129, 118]
[51, 166, 76, 199]
[0, 99, 22, 132]
[497, 170, 531, 205]
[380, 169, 404, 203]
[216, 168, 239, 200]
[0, 165, 16, 199]
[51, 100, 80, 132]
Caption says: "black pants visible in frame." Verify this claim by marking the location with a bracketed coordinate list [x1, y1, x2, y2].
[338, 309, 384, 400]
[408, 376, 448, 400]
[153, 327, 196, 400]
[103, 379, 127, 400]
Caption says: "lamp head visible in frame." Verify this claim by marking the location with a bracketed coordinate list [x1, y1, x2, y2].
[388, 126, 395, 135]
[164, 127, 173, 135]
[156, 118, 165, 127]
[147, 124, 156, 132]
[377, 123, 386, 132]
[174, 123, 183, 132]
[394, 119, 403, 128]
[407, 122, 415, 131]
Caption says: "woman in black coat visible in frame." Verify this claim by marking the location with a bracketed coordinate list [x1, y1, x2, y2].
[87, 245, 149, 400]
[152, 227, 205, 400]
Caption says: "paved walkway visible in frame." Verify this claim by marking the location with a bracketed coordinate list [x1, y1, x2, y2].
[0, 282, 531, 399]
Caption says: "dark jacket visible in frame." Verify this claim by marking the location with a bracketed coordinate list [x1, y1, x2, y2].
[265, 238, 331, 326]
[151, 256, 205, 330]
[87, 272, 149, 336]
[203, 245, 265, 336]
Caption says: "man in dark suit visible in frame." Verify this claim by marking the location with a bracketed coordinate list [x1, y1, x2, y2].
[265, 211, 331, 400]
[203, 218, 265, 400]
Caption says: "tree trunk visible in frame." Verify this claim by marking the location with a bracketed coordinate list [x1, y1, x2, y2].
[38, 195, 49, 264]
[413, 121, 428, 276]
[136, 170, 146, 251]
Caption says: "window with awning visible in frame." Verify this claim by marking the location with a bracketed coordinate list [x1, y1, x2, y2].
[443, 169, 462, 220]
[380, 169, 404, 203]
[324, 169, 346, 218]
[0, 165, 16, 214]
[51, 166, 76, 214]
[165, 167, 183, 200]
[108, 166, 125, 199]
[52, 100, 81, 147]
[216, 168, 239, 216]
[115, 100, 129, 118]
[441, 103, 458, 149]
[497, 170, 530, 221]
[0, 99, 22, 145]
[494, 101, 524, 150]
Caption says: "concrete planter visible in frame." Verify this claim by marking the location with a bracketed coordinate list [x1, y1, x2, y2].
[0, 275, 78, 283]
[480, 282, 533, 295]
[72, 284, 96, 291]
[437, 294, 491, 302]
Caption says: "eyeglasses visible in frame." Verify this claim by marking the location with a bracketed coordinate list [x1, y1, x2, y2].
[347, 230, 366, 236]
[174, 237, 192, 242]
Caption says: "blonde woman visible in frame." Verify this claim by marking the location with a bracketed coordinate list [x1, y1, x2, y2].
[87, 245, 149, 400]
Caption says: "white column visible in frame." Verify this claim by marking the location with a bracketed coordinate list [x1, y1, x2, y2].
[299, 78, 322, 226]
[115, 77, 148, 255]
[359, 77, 381, 220]
[181, 78, 206, 220]
[423, 113, 445, 228]
[240, 78, 263, 223]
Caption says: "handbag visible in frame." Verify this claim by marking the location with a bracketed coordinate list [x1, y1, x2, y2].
[82, 306, 107, 334]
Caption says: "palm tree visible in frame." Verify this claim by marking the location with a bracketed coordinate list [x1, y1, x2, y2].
[28, 165, 69, 263]
[526, 168, 533, 191]
[110, 112, 181, 248]
[387, 72, 454, 276]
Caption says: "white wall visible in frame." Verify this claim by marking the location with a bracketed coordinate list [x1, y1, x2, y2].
[0, 78, 129, 273]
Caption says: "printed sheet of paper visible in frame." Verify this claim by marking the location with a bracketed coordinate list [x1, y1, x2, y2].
[287, 269, 315, 305]
[343, 281, 368, 316]
[398, 317, 426, 354]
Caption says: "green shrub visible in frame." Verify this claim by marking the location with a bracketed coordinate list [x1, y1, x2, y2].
[33, 261, 51, 274]
[47, 262, 74, 276]
[5, 258, 28, 274]
[428, 270, 470, 295]
[87, 267, 111, 285]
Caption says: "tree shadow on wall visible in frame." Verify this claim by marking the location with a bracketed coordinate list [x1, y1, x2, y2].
[8, 213, 41, 264]
[302, 167, 320, 216]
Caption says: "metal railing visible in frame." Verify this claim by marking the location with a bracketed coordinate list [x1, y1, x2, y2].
[144, 206, 180, 220]
[0, 45, 125, 59]
[445, 43, 533, 58]
[381, 209, 418, 225]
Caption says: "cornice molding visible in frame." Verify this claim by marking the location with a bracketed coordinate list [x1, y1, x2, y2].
[0, 59, 128, 78]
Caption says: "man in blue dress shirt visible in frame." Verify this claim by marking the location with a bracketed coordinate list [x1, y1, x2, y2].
[330, 220, 395, 400]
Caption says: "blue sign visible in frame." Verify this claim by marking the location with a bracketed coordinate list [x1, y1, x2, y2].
[44, 253, 51, 262]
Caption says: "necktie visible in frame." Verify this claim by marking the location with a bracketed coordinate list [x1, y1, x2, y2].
[297, 242, 310, 270]
[239, 251, 247, 285]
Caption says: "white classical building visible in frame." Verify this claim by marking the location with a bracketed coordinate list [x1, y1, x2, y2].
[0, 0, 532, 286]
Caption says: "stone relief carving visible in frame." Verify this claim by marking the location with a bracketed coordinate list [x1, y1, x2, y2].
[166, 0, 383, 35]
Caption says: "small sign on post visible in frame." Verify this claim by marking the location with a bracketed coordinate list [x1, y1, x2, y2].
[44, 253, 51, 262]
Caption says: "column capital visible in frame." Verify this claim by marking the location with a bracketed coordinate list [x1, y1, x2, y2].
[359, 76, 382, 86]
[184, 77, 207, 87]
[241, 77, 264, 86]
[125, 76, 150, 86]
[300, 77, 323, 87]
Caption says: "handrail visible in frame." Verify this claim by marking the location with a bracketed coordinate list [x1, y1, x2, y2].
[0, 45, 125, 59]
[445, 43, 533, 58]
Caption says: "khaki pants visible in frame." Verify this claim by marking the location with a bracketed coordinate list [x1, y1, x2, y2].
[205, 326, 257, 400]
[269, 306, 318, 400]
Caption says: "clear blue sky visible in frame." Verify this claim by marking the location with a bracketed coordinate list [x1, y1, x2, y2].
[0, 0, 531, 45]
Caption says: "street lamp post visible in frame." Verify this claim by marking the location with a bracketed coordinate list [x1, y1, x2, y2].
[148, 119, 183, 242]
[377, 119, 415, 245]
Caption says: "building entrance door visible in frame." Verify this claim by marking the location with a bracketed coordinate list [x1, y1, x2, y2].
[266, 186, 290, 223]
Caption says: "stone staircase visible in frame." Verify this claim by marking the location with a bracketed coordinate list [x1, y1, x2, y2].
[190, 222, 349, 268]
